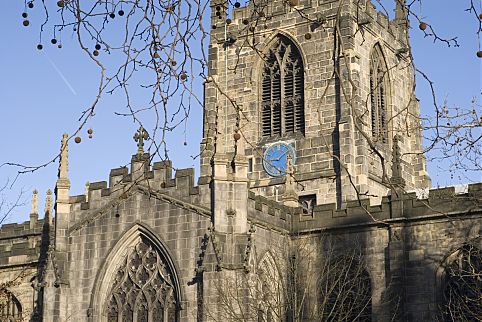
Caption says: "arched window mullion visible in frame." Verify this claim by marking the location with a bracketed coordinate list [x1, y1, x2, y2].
[0, 292, 22, 321]
[272, 59, 282, 136]
[370, 45, 388, 143]
[293, 53, 304, 134]
[369, 65, 377, 139]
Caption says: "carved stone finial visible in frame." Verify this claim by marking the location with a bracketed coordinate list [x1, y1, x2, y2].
[395, 0, 407, 21]
[31, 189, 38, 214]
[391, 134, 406, 188]
[85, 182, 90, 202]
[59, 133, 69, 180]
[395, 0, 408, 41]
[133, 126, 149, 156]
[45, 189, 52, 216]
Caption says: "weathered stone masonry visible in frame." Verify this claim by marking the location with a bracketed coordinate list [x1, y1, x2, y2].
[0, 0, 480, 321]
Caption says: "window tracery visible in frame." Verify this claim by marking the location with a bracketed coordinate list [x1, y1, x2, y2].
[106, 237, 178, 322]
[0, 292, 22, 322]
[262, 35, 305, 137]
[320, 256, 371, 321]
[369, 44, 389, 143]
[442, 244, 482, 319]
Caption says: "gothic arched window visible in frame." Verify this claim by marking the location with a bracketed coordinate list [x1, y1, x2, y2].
[442, 244, 482, 319]
[369, 44, 389, 143]
[320, 256, 372, 321]
[257, 253, 284, 322]
[0, 292, 22, 321]
[261, 35, 305, 137]
[106, 237, 179, 322]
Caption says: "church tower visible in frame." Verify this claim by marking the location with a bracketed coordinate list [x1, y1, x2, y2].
[200, 0, 431, 208]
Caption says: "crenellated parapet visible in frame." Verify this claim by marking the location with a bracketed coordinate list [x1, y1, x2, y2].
[0, 189, 53, 268]
[247, 191, 292, 232]
[292, 183, 482, 233]
[0, 219, 44, 241]
[0, 220, 44, 270]
[65, 153, 208, 236]
[70, 158, 202, 206]
[209, 0, 407, 50]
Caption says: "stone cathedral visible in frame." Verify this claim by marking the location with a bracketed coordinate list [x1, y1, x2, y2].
[1, 0, 481, 321]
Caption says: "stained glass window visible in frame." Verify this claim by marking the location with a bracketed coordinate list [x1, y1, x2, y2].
[106, 237, 178, 322]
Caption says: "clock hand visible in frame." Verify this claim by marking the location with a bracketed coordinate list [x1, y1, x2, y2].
[275, 149, 292, 161]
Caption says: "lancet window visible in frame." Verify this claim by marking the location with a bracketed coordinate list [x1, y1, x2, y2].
[0, 292, 22, 322]
[262, 35, 305, 137]
[106, 237, 179, 322]
[369, 45, 389, 143]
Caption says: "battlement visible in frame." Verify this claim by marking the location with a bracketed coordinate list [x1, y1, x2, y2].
[209, 0, 404, 46]
[0, 218, 45, 267]
[69, 154, 203, 213]
[293, 183, 482, 233]
[247, 191, 292, 232]
[0, 219, 44, 240]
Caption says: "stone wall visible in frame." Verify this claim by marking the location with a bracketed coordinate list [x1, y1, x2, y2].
[201, 0, 429, 208]
[0, 216, 45, 320]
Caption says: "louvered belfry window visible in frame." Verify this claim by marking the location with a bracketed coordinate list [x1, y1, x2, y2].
[262, 35, 305, 137]
[369, 45, 388, 143]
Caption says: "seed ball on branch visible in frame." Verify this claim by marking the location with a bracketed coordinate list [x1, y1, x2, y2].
[419, 22, 427, 30]
[479, 13, 482, 19]
[74, 137, 81, 144]
[22, 12, 28, 18]
[234, 132, 241, 141]
[180, 73, 187, 80]
[171, 59, 177, 66]
[51, 38, 57, 44]
[23, 20, 30, 26]
[37, 44, 43, 50]
[95, 44, 101, 50]
[109, 12, 115, 19]
[477, 51, 482, 58]
[226, 18, 232, 24]
[58, 44, 62, 48]
[234, 2, 241, 8]
[304, 33, 312, 40]
[57, 0, 64, 8]
[242, 19, 249, 25]
[93, 50, 99, 56]
[28, 2, 34, 9]
[212, 24, 217, 29]
[87, 128, 93, 135]
[118, 10, 124, 16]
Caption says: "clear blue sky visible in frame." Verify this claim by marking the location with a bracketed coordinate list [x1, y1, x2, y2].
[0, 0, 480, 224]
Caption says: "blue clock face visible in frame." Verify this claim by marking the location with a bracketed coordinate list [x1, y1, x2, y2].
[263, 142, 296, 177]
